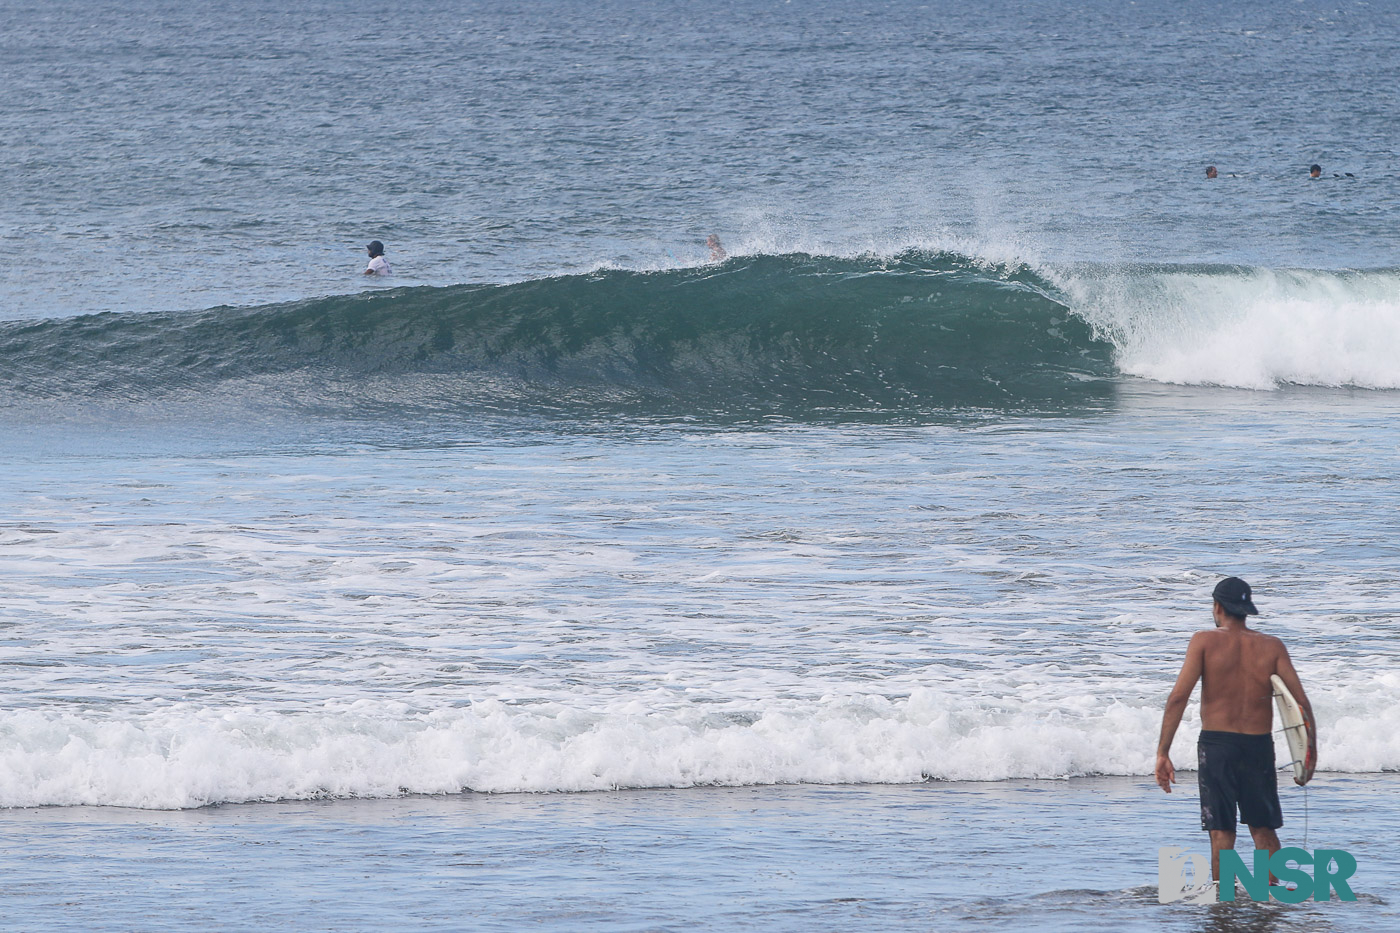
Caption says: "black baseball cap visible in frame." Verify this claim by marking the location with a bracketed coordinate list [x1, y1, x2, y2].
[1213, 577, 1259, 616]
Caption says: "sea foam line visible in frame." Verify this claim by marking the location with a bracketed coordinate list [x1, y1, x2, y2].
[4, 684, 1394, 809]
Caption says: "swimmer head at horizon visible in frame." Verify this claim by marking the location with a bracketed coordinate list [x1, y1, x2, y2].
[1310, 164, 1322, 178]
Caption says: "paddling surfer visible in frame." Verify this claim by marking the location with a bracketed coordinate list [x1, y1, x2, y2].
[1154, 577, 1316, 882]
[706, 234, 727, 262]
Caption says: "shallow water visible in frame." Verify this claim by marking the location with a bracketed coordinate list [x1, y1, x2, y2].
[2, 385, 1398, 808]
[5, 775, 1395, 932]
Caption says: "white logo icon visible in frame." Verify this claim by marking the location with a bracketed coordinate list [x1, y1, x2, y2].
[1159, 847, 1215, 904]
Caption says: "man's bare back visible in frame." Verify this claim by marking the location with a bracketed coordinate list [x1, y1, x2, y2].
[1197, 626, 1290, 734]
[1154, 577, 1315, 881]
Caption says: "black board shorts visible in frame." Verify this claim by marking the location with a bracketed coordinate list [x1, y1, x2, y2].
[1197, 730, 1283, 831]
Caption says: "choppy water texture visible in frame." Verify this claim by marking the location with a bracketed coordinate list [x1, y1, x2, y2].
[4, 0, 1400, 317]
[3, 0, 1400, 929]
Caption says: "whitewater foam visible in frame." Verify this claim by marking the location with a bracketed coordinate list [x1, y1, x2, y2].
[3, 671, 1395, 810]
[0, 693, 1205, 809]
[1061, 266, 1400, 390]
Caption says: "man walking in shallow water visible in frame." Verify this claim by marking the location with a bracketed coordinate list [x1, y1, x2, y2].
[1155, 578, 1315, 882]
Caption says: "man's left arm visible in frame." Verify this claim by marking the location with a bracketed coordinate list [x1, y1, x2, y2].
[1274, 640, 1318, 769]
[1155, 633, 1205, 793]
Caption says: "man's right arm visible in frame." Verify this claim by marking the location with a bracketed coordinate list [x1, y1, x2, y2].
[1156, 632, 1206, 793]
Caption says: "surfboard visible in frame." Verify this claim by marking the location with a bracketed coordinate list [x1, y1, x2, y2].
[1271, 674, 1317, 786]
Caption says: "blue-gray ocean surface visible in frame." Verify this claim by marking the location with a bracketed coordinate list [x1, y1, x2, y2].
[2, 0, 1398, 929]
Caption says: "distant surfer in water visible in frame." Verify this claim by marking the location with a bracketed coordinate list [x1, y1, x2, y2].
[1205, 165, 1218, 179]
[364, 240, 391, 276]
[706, 234, 727, 262]
[1310, 164, 1322, 179]
[1155, 577, 1315, 884]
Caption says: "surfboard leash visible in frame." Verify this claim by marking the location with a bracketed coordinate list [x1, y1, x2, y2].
[1273, 720, 1309, 848]
[1273, 757, 1309, 847]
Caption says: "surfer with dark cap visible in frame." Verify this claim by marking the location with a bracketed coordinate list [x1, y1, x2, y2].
[1154, 578, 1315, 883]
[364, 240, 391, 276]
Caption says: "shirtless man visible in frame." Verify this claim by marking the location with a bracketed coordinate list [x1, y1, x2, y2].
[1155, 577, 1315, 882]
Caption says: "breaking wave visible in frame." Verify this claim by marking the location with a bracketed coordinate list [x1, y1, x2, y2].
[4, 252, 1399, 420]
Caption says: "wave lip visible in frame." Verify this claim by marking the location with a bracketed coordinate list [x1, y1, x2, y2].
[0, 252, 1115, 418]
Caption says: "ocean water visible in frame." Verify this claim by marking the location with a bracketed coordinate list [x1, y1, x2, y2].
[3, 0, 1399, 929]
[6, 777, 1398, 932]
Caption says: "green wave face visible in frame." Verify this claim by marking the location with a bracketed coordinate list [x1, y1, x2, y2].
[0, 252, 1117, 420]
